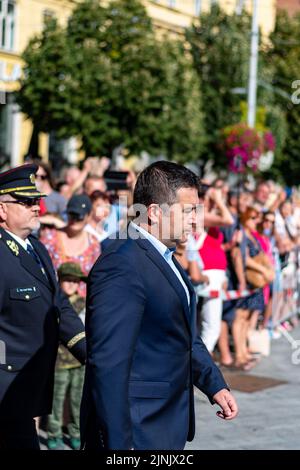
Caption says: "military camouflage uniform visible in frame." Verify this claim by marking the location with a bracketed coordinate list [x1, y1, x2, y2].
[47, 295, 85, 440]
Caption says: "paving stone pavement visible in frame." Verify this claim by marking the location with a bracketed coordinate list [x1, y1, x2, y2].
[185, 325, 300, 450]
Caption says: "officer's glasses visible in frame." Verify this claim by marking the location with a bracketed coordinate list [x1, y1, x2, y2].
[1, 198, 41, 207]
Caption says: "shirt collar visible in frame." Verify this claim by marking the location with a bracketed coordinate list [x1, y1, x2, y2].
[131, 223, 175, 261]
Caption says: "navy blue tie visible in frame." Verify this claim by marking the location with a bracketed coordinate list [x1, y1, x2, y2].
[26, 244, 47, 277]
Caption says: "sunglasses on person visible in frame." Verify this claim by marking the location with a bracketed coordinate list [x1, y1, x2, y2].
[1, 197, 41, 207]
[68, 212, 86, 222]
[35, 174, 48, 181]
[264, 218, 275, 224]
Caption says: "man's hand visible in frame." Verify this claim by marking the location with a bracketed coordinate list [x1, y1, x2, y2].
[212, 389, 238, 420]
[208, 188, 223, 204]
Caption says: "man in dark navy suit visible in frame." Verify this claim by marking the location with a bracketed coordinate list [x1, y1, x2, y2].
[81, 161, 238, 450]
[0, 164, 86, 449]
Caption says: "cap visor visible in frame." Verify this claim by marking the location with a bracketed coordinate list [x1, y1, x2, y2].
[12, 191, 47, 198]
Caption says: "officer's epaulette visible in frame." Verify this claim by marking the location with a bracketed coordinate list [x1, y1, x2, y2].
[0, 228, 21, 257]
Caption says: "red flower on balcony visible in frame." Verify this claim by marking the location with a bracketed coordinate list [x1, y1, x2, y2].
[221, 123, 276, 174]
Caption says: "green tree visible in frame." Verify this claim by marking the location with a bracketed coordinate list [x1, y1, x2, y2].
[160, 40, 205, 163]
[16, 18, 73, 156]
[17, 0, 205, 161]
[186, 4, 251, 166]
[264, 10, 300, 185]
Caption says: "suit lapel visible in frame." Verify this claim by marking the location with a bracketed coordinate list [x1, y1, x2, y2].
[135, 234, 192, 334]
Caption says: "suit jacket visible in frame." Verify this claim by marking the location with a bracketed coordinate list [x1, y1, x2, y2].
[80, 224, 228, 450]
[0, 227, 86, 420]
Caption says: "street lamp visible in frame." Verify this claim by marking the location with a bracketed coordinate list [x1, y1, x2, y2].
[247, 0, 259, 127]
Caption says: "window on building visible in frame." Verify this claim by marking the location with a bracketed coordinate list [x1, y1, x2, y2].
[0, 0, 15, 51]
[195, 0, 202, 16]
[236, 0, 245, 14]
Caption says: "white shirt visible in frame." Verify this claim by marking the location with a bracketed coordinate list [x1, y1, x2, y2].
[131, 223, 190, 306]
[275, 211, 298, 239]
[84, 223, 109, 243]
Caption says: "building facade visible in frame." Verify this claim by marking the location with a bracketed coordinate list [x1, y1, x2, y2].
[147, 1, 276, 37]
[0, 0, 277, 168]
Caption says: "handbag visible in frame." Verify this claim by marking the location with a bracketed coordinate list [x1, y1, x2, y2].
[245, 251, 273, 288]
[247, 328, 270, 356]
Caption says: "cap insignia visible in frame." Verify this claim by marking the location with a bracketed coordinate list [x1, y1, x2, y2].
[30, 174, 35, 184]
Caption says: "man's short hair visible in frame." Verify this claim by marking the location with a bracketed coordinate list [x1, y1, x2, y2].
[133, 161, 199, 207]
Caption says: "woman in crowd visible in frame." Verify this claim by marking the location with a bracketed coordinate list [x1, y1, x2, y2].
[235, 208, 274, 366]
[35, 162, 67, 220]
[194, 225, 228, 352]
[40, 194, 101, 297]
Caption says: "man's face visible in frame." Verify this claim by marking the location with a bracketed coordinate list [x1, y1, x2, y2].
[0, 196, 41, 237]
[159, 187, 201, 246]
[281, 202, 292, 218]
[84, 178, 106, 196]
[256, 184, 270, 204]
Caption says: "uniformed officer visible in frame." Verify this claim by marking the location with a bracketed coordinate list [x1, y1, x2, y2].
[0, 164, 86, 449]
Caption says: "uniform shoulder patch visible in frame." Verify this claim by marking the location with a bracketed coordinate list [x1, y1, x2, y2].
[6, 240, 19, 256]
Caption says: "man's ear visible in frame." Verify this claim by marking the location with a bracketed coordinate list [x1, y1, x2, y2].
[147, 204, 160, 225]
[0, 202, 7, 222]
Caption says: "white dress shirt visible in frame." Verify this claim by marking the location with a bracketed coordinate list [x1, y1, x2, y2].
[131, 223, 190, 306]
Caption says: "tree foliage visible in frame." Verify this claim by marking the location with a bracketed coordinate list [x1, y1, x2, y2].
[186, 4, 251, 166]
[17, 18, 72, 136]
[17, 0, 205, 162]
[264, 10, 300, 185]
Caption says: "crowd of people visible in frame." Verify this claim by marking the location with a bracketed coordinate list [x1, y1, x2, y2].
[19, 156, 300, 449]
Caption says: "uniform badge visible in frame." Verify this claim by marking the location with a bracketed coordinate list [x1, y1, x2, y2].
[6, 240, 19, 256]
[30, 173, 35, 184]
